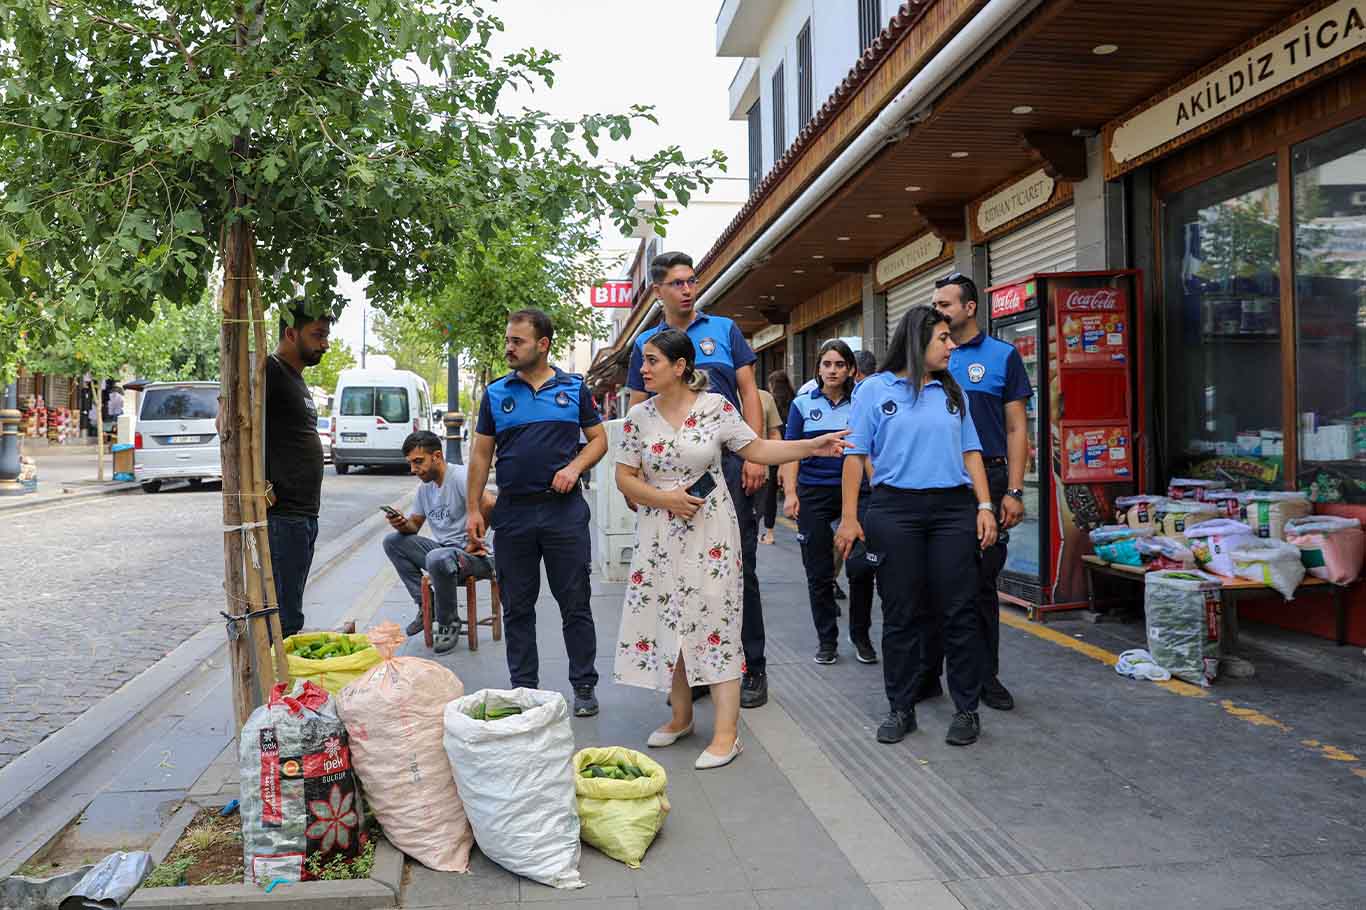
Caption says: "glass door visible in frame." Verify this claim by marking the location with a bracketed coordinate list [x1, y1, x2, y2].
[993, 314, 1042, 582]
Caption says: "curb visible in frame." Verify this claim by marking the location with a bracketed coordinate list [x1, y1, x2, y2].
[0, 493, 413, 876]
[0, 481, 141, 513]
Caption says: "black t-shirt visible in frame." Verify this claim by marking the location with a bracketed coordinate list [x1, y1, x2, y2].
[265, 354, 323, 518]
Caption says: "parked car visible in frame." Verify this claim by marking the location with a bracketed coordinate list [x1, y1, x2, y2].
[317, 415, 334, 463]
[133, 381, 221, 493]
[331, 368, 434, 474]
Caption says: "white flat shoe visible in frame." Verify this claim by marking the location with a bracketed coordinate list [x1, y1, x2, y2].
[647, 722, 694, 748]
[694, 738, 742, 770]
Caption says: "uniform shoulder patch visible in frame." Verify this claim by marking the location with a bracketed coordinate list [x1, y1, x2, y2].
[880, 400, 898, 416]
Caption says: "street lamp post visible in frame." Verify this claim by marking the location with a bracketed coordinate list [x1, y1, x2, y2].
[0, 381, 29, 495]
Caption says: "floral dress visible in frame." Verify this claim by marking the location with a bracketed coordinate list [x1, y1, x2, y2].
[614, 392, 758, 690]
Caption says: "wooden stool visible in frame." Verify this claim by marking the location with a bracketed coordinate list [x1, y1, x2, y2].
[420, 572, 503, 651]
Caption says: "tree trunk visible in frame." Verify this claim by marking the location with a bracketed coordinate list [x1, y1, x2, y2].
[90, 379, 105, 482]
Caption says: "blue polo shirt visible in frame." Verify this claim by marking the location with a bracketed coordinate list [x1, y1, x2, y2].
[785, 386, 854, 486]
[475, 368, 602, 495]
[627, 312, 756, 410]
[846, 372, 982, 490]
[948, 332, 1031, 459]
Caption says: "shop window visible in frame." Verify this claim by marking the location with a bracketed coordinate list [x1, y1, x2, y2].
[1162, 157, 1283, 489]
[1292, 121, 1366, 502]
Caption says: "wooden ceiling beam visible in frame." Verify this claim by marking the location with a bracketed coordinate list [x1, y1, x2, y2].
[1021, 130, 1087, 182]
[829, 260, 870, 273]
[912, 204, 967, 242]
[759, 307, 790, 325]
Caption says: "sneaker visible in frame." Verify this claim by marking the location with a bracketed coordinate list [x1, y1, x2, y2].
[814, 644, 838, 665]
[911, 676, 944, 704]
[740, 671, 768, 709]
[432, 622, 458, 655]
[573, 686, 599, 717]
[945, 711, 980, 746]
[981, 677, 1015, 711]
[405, 615, 424, 637]
[877, 708, 916, 744]
[851, 636, 878, 664]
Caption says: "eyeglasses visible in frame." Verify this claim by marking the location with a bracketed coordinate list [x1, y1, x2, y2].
[662, 277, 699, 290]
[934, 271, 969, 289]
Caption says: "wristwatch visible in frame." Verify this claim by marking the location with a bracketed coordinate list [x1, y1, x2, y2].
[1005, 488, 1025, 501]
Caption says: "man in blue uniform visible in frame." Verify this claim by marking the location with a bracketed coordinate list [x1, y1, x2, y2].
[932, 273, 1032, 711]
[466, 308, 608, 717]
[627, 251, 771, 708]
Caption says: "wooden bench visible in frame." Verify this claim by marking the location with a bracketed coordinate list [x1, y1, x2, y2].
[1081, 555, 1349, 651]
[420, 573, 502, 652]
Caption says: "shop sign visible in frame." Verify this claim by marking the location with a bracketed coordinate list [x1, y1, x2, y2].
[750, 324, 784, 350]
[990, 280, 1036, 318]
[1111, 0, 1366, 167]
[590, 279, 634, 308]
[976, 170, 1056, 235]
[875, 233, 944, 287]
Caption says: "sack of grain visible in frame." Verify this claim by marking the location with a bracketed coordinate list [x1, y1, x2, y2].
[1284, 516, 1364, 585]
[1116, 495, 1166, 531]
[1154, 500, 1219, 545]
[1238, 492, 1312, 540]
[1144, 569, 1224, 686]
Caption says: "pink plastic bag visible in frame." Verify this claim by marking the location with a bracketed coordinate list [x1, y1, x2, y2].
[335, 623, 474, 872]
[1285, 516, 1364, 585]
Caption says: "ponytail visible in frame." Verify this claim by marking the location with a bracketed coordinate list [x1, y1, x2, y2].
[685, 366, 710, 392]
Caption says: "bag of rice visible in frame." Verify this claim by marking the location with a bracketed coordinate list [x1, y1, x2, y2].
[1230, 539, 1306, 599]
[1116, 495, 1166, 531]
[1204, 489, 1242, 519]
[1167, 478, 1226, 501]
[1284, 516, 1364, 585]
[1144, 569, 1224, 686]
[1154, 500, 1219, 544]
[1184, 519, 1257, 578]
[1238, 491, 1312, 540]
[1089, 525, 1153, 566]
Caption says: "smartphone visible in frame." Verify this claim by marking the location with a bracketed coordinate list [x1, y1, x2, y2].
[380, 505, 403, 519]
[686, 473, 718, 499]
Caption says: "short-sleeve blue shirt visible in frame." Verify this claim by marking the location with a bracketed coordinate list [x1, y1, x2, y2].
[846, 372, 982, 490]
[785, 386, 854, 486]
[627, 312, 756, 410]
[947, 332, 1032, 459]
[475, 368, 602, 495]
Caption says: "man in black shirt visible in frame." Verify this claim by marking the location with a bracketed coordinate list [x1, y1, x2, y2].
[266, 301, 330, 636]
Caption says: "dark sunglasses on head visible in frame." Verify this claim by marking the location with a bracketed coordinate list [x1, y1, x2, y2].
[934, 271, 969, 289]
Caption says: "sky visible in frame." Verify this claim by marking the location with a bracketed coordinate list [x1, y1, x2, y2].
[332, 0, 748, 365]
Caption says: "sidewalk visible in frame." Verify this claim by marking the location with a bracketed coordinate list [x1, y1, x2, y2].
[0, 447, 137, 511]
[12, 513, 1365, 909]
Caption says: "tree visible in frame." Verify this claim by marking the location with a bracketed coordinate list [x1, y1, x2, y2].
[370, 308, 445, 397]
[128, 291, 223, 381]
[1, 0, 722, 722]
[304, 339, 356, 395]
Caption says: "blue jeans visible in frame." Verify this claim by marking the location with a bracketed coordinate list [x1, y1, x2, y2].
[268, 513, 319, 638]
[383, 532, 494, 625]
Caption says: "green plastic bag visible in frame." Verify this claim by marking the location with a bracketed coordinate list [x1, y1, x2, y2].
[573, 747, 669, 868]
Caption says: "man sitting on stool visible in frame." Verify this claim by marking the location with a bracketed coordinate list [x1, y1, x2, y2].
[384, 430, 496, 654]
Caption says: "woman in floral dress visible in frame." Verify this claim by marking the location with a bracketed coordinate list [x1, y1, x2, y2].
[615, 329, 849, 769]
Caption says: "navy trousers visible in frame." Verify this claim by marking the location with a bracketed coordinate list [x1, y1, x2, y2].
[491, 491, 598, 690]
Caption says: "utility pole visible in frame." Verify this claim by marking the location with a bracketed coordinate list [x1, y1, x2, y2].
[444, 348, 463, 464]
[361, 304, 368, 369]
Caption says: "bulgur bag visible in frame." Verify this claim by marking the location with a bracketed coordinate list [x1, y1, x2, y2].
[1144, 570, 1224, 686]
[1238, 492, 1312, 540]
[1154, 500, 1218, 544]
[1230, 539, 1306, 599]
[1116, 495, 1166, 531]
[1284, 516, 1364, 585]
[1185, 519, 1257, 578]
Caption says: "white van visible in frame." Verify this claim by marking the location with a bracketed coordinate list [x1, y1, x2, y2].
[331, 368, 433, 474]
[133, 381, 222, 492]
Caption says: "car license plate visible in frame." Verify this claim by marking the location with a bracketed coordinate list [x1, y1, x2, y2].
[168, 435, 201, 444]
[341, 433, 366, 443]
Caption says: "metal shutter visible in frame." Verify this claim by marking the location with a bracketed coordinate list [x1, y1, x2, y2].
[47, 375, 71, 409]
[988, 205, 1076, 286]
[885, 268, 939, 340]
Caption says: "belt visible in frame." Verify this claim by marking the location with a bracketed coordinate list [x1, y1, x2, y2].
[873, 484, 972, 496]
[500, 490, 568, 503]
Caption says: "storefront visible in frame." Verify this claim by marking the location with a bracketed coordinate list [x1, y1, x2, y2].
[1105, 0, 1366, 505]
[750, 324, 787, 388]
[878, 232, 955, 338]
[785, 276, 864, 386]
[973, 169, 1079, 287]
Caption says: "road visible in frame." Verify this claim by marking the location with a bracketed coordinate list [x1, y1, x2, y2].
[0, 467, 414, 770]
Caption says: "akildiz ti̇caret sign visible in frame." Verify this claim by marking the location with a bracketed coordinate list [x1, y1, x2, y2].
[976, 170, 1056, 236]
[1110, 0, 1366, 166]
[590, 280, 634, 308]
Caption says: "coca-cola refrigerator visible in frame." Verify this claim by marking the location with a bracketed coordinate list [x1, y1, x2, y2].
[986, 270, 1145, 617]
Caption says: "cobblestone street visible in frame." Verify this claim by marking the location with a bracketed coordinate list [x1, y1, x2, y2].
[0, 467, 412, 769]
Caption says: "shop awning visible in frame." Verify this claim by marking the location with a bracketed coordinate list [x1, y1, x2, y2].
[698, 0, 1318, 332]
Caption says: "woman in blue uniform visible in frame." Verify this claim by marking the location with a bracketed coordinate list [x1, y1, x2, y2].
[782, 340, 877, 666]
[835, 306, 997, 747]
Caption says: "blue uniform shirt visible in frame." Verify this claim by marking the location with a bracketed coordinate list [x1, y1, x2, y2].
[627, 312, 756, 410]
[475, 368, 602, 495]
[948, 332, 1032, 459]
[785, 386, 853, 486]
[846, 372, 982, 490]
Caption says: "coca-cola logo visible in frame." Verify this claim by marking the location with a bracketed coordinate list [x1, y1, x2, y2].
[1064, 289, 1122, 311]
[991, 286, 1027, 317]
